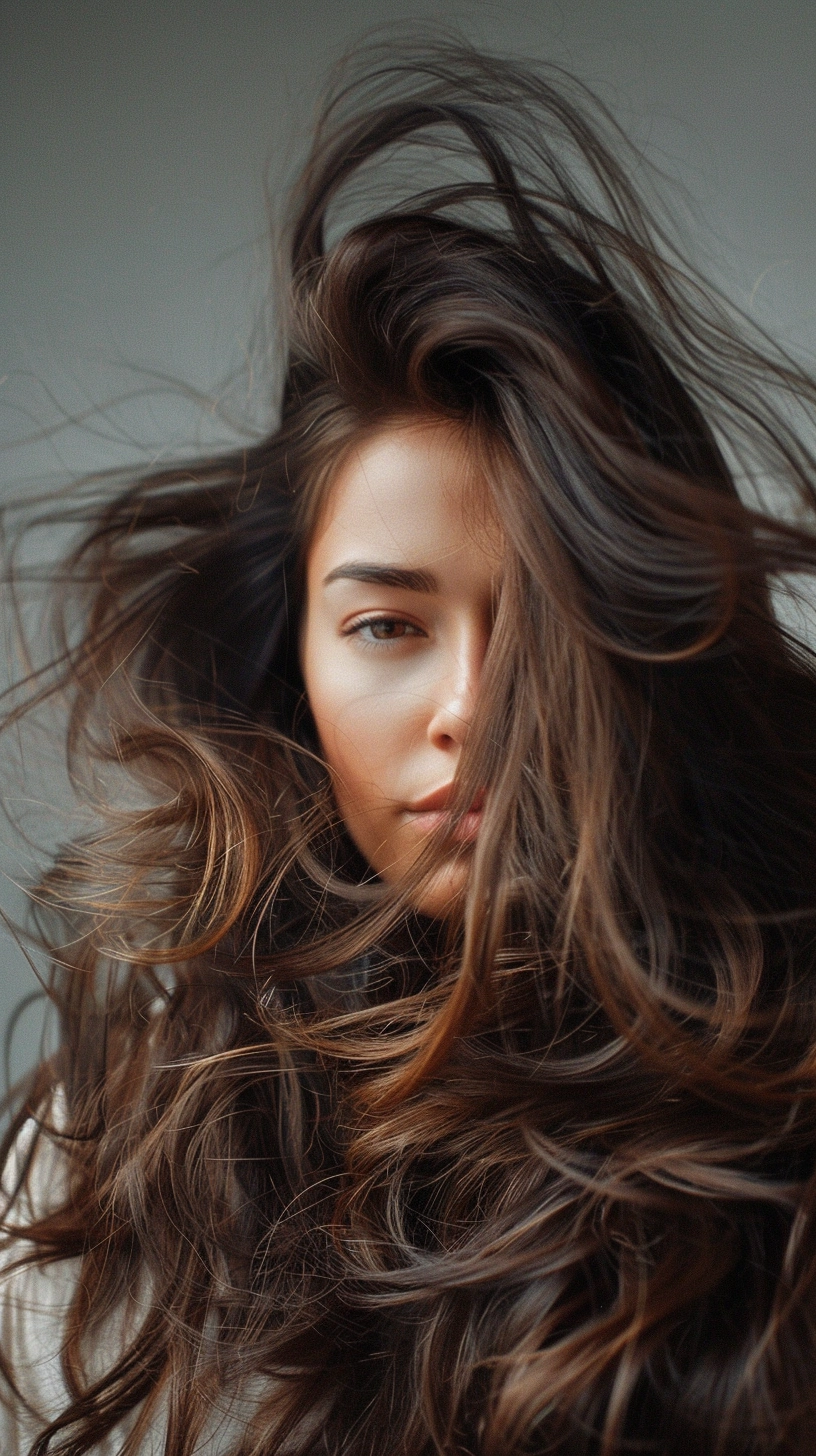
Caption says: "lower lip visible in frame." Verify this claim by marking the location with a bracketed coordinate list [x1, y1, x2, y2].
[406, 809, 482, 843]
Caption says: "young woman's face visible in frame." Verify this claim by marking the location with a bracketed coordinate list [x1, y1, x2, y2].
[300, 418, 502, 918]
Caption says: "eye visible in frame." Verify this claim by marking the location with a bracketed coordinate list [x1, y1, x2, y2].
[345, 615, 426, 646]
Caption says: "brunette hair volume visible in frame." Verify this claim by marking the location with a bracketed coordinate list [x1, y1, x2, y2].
[4, 39, 816, 1456]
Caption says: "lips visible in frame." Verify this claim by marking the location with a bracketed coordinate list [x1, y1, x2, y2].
[404, 785, 485, 843]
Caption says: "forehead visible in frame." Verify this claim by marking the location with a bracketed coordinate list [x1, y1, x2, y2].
[307, 418, 500, 572]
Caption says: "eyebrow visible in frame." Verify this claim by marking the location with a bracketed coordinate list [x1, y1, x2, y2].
[322, 561, 439, 593]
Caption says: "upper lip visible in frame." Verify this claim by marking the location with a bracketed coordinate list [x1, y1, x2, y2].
[406, 785, 485, 814]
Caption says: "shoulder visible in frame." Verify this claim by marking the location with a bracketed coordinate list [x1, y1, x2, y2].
[1, 1088, 70, 1224]
[0, 1094, 86, 1452]
[0, 1096, 254, 1454]
[0, 1098, 165, 1452]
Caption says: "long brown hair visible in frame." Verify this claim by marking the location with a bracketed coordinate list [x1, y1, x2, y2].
[5, 38, 816, 1456]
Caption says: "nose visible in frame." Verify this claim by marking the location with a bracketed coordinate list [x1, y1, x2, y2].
[425, 622, 488, 753]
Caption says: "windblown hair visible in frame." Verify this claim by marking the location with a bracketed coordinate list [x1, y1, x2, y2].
[5, 39, 816, 1456]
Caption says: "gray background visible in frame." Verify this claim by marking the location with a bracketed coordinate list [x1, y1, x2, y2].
[1, 0, 815, 1080]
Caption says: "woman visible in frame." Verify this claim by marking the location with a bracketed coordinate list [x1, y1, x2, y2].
[3, 39, 816, 1455]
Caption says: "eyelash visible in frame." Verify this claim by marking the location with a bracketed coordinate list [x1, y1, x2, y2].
[343, 614, 427, 647]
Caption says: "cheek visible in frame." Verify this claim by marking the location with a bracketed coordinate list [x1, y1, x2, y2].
[306, 665, 410, 872]
[302, 628, 405, 806]
[316, 691, 396, 803]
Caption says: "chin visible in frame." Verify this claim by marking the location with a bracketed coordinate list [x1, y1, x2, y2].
[410, 858, 470, 920]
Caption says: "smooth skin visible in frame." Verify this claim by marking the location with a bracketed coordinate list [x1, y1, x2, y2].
[300, 418, 502, 919]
